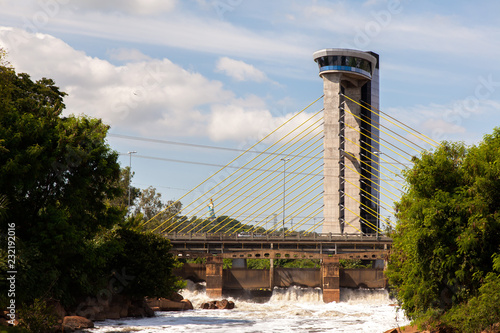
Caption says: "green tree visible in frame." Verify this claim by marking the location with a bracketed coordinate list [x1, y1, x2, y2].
[141, 199, 182, 232]
[108, 166, 140, 209]
[104, 228, 185, 299]
[386, 130, 500, 328]
[0, 57, 183, 309]
[136, 186, 164, 221]
[0, 63, 124, 304]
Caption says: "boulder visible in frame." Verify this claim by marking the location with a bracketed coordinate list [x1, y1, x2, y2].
[62, 316, 94, 332]
[180, 299, 194, 310]
[149, 298, 189, 311]
[216, 299, 234, 309]
[200, 299, 235, 310]
[169, 292, 184, 302]
[128, 299, 155, 318]
[46, 299, 67, 319]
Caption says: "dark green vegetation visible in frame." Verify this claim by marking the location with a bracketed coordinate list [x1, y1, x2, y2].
[0, 56, 183, 328]
[386, 130, 500, 332]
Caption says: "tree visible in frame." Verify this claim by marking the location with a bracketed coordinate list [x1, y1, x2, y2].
[104, 228, 185, 299]
[136, 186, 164, 221]
[141, 198, 182, 232]
[0, 56, 183, 308]
[108, 167, 140, 209]
[386, 130, 500, 328]
[0, 63, 124, 304]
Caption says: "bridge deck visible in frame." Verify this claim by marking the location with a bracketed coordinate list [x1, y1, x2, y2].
[165, 233, 392, 259]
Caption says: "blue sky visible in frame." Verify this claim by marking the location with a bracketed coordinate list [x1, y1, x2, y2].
[1, 0, 500, 229]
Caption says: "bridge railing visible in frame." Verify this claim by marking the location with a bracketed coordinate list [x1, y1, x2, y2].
[163, 232, 391, 242]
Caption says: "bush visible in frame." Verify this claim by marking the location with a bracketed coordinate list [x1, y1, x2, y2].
[442, 273, 500, 333]
[18, 299, 59, 333]
[106, 228, 185, 299]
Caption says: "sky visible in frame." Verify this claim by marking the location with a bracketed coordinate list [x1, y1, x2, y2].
[1, 0, 500, 230]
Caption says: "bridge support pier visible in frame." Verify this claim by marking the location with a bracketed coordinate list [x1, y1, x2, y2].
[206, 256, 223, 298]
[322, 256, 340, 303]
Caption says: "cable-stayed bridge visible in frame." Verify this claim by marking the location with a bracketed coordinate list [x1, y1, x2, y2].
[141, 49, 439, 302]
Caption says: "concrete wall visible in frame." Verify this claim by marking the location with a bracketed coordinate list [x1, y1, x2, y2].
[175, 264, 386, 290]
[274, 268, 321, 288]
[224, 268, 270, 289]
[341, 269, 386, 289]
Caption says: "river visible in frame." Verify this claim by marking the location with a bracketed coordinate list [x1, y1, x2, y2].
[91, 281, 409, 333]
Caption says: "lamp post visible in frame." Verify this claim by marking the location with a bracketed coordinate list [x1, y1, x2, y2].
[127, 151, 137, 208]
[281, 158, 290, 235]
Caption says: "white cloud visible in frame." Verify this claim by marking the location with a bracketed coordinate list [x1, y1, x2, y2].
[208, 100, 323, 143]
[107, 48, 151, 62]
[0, 27, 302, 143]
[0, 27, 230, 137]
[74, 0, 177, 15]
[215, 57, 267, 82]
[384, 97, 500, 146]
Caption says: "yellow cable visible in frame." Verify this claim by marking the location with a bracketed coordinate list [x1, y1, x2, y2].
[227, 150, 324, 234]
[235, 161, 324, 234]
[304, 215, 325, 234]
[343, 177, 396, 216]
[343, 94, 438, 148]
[342, 134, 403, 178]
[342, 205, 382, 234]
[342, 151, 402, 197]
[147, 95, 324, 232]
[201, 123, 324, 233]
[161, 106, 325, 233]
[288, 205, 324, 233]
[344, 122, 413, 163]
[284, 188, 324, 234]
[344, 106, 424, 156]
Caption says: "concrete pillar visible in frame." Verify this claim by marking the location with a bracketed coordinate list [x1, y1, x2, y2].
[343, 85, 363, 234]
[206, 256, 223, 298]
[322, 256, 340, 303]
[270, 258, 274, 290]
[322, 73, 342, 234]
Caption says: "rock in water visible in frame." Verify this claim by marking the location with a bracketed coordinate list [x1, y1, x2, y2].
[201, 299, 235, 310]
[62, 316, 94, 331]
[180, 299, 194, 310]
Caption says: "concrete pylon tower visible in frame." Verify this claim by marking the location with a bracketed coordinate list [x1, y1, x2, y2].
[313, 49, 380, 235]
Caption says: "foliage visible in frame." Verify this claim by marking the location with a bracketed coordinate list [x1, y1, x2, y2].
[105, 228, 185, 299]
[339, 259, 371, 269]
[387, 130, 500, 324]
[18, 299, 59, 333]
[0, 58, 184, 313]
[0, 194, 7, 220]
[441, 272, 500, 332]
[0, 64, 125, 304]
[247, 259, 269, 269]
[142, 199, 182, 232]
[223, 258, 233, 269]
[107, 166, 140, 209]
[275, 259, 321, 268]
[135, 186, 165, 221]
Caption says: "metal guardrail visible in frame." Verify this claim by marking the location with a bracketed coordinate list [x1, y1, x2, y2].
[164, 232, 392, 242]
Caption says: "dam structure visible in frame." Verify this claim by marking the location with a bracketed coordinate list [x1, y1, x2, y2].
[313, 49, 380, 235]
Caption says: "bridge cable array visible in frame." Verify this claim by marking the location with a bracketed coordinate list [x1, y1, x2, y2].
[140, 92, 438, 235]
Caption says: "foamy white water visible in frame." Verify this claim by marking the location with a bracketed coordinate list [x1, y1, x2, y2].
[92, 281, 409, 333]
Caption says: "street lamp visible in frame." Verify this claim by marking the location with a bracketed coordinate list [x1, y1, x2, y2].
[281, 158, 290, 235]
[127, 151, 137, 208]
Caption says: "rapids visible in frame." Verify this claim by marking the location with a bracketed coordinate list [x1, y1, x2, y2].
[91, 281, 409, 333]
